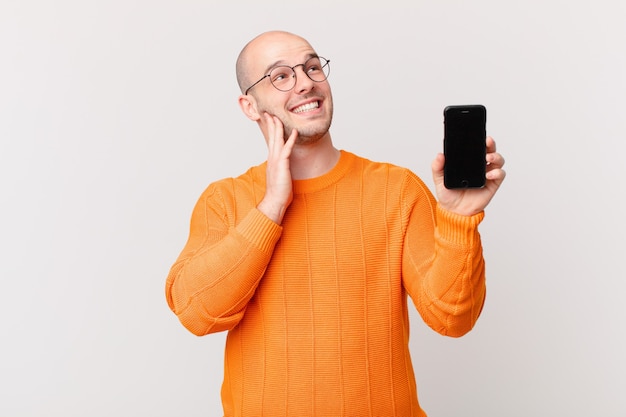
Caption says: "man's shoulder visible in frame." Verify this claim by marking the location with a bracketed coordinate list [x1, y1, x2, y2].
[344, 151, 431, 199]
[346, 151, 418, 179]
[199, 162, 266, 199]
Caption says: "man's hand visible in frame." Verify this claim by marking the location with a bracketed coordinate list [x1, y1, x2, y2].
[257, 113, 298, 224]
[432, 136, 506, 216]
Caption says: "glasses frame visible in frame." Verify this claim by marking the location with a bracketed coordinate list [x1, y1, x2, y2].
[244, 56, 330, 95]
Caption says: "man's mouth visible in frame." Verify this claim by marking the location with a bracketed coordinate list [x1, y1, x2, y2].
[292, 101, 319, 114]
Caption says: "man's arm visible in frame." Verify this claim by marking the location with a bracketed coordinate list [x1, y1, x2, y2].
[402, 135, 505, 336]
[165, 190, 282, 336]
[402, 194, 486, 337]
[165, 115, 297, 336]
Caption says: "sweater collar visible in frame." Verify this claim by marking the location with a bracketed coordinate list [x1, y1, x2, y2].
[291, 150, 355, 194]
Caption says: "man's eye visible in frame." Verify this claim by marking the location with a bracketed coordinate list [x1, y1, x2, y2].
[271, 70, 291, 82]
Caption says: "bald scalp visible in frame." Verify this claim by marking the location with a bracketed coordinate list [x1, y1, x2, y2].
[235, 43, 253, 93]
[235, 31, 312, 94]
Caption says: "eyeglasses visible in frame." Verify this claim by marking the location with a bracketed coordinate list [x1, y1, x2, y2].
[244, 56, 330, 95]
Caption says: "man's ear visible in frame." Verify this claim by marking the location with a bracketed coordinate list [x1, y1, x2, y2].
[238, 94, 261, 121]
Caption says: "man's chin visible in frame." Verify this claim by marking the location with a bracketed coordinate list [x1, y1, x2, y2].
[291, 121, 331, 142]
[295, 128, 330, 145]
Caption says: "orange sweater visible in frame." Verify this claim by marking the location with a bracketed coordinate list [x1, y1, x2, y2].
[166, 150, 486, 417]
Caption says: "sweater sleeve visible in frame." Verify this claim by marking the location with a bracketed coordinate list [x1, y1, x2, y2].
[401, 173, 486, 337]
[165, 183, 282, 336]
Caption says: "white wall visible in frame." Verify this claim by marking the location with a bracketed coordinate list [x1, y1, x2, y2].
[1, 1, 624, 416]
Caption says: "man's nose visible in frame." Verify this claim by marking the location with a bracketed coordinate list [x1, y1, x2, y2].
[293, 65, 315, 93]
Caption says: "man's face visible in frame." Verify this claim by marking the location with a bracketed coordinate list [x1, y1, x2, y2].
[247, 34, 334, 145]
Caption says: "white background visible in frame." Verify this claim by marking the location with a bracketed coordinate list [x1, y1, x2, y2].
[1, 1, 625, 416]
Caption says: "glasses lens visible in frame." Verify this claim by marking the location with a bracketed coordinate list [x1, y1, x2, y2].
[269, 66, 296, 92]
[304, 57, 330, 82]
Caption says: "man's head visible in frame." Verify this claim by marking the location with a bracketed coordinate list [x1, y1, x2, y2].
[236, 31, 333, 145]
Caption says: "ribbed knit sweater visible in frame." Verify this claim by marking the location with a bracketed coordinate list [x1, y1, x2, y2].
[166, 150, 486, 417]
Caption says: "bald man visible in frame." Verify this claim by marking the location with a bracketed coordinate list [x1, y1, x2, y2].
[166, 31, 506, 416]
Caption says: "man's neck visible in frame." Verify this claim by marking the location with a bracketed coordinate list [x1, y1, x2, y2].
[289, 135, 340, 180]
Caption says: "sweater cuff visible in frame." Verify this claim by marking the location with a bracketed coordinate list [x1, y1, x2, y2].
[235, 208, 283, 254]
[436, 204, 485, 244]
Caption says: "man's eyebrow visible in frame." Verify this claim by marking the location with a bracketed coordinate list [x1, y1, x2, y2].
[262, 53, 319, 75]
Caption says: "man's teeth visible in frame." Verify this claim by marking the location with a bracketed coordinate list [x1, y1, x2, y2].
[293, 101, 319, 113]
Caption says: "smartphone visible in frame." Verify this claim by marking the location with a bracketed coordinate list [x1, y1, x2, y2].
[443, 104, 487, 189]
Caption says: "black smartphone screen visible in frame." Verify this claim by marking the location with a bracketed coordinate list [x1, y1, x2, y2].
[443, 105, 487, 189]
